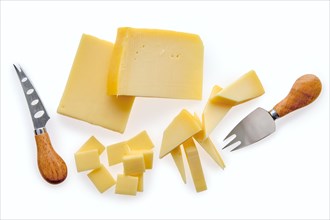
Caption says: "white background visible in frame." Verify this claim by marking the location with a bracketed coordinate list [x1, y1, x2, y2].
[1, 1, 329, 219]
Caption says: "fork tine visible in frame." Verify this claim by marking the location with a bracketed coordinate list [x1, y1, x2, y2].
[222, 135, 238, 150]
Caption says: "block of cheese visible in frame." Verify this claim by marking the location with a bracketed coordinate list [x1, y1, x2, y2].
[74, 149, 100, 172]
[108, 27, 204, 100]
[107, 141, 130, 166]
[170, 145, 186, 183]
[78, 136, 105, 155]
[160, 109, 202, 158]
[115, 174, 139, 196]
[211, 70, 265, 105]
[202, 85, 231, 139]
[129, 150, 153, 169]
[127, 130, 154, 150]
[57, 34, 135, 133]
[123, 154, 146, 175]
[133, 174, 144, 192]
[193, 115, 225, 169]
[183, 138, 207, 192]
[87, 164, 116, 193]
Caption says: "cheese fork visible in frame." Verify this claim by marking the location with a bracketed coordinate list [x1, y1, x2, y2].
[13, 64, 67, 184]
[222, 74, 322, 152]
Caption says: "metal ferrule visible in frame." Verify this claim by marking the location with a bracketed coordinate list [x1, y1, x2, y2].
[34, 127, 47, 135]
[269, 109, 280, 120]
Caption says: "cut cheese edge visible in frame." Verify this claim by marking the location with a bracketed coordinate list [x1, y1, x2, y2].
[160, 109, 202, 158]
[115, 174, 139, 196]
[74, 149, 101, 172]
[77, 136, 105, 155]
[127, 130, 154, 150]
[57, 34, 135, 133]
[107, 141, 130, 166]
[170, 145, 186, 184]
[108, 27, 204, 100]
[202, 85, 231, 139]
[183, 138, 207, 192]
[211, 70, 265, 105]
[87, 164, 116, 193]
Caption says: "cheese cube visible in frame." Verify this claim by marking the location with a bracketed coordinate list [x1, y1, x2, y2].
[74, 149, 100, 172]
[129, 150, 154, 169]
[170, 145, 186, 183]
[127, 130, 154, 150]
[57, 34, 135, 133]
[123, 154, 145, 175]
[107, 141, 130, 166]
[87, 164, 116, 193]
[108, 27, 204, 100]
[211, 70, 265, 105]
[134, 174, 144, 192]
[159, 109, 201, 158]
[78, 136, 105, 155]
[115, 174, 139, 196]
[183, 138, 207, 192]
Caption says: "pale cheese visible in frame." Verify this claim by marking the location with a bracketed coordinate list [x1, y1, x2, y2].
[57, 34, 135, 133]
[74, 149, 100, 172]
[87, 164, 116, 193]
[107, 141, 130, 166]
[127, 130, 154, 150]
[108, 27, 204, 100]
[123, 154, 146, 175]
[77, 136, 105, 155]
[128, 150, 153, 169]
[115, 174, 139, 196]
[170, 145, 186, 184]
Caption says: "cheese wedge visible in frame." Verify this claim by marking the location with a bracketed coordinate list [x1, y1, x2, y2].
[183, 138, 207, 192]
[170, 145, 186, 183]
[108, 27, 204, 100]
[107, 141, 130, 166]
[57, 34, 135, 133]
[211, 70, 264, 105]
[77, 136, 105, 155]
[159, 109, 202, 158]
[87, 164, 116, 193]
[115, 174, 139, 196]
[202, 85, 231, 139]
[127, 130, 154, 150]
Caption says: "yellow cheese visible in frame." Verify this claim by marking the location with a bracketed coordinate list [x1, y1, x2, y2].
[108, 27, 204, 100]
[77, 136, 105, 155]
[183, 138, 207, 192]
[192, 115, 225, 169]
[107, 141, 130, 166]
[57, 34, 135, 133]
[74, 149, 100, 172]
[87, 164, 116, 193]
[202, 85, 231, 139]
[211, 70, 265, 105]
[133, 174, 144, 192]
[115, 174, 139, 196]
[123, 154, 146, 175]
[160, 109, 202, 158]
[129, 150, 153, 169]
[170, 145, 186, 183]
[127, 130, 154, 150]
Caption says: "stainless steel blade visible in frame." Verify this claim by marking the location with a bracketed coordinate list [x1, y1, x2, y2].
[14, 64, 50, 130]
[223, 107, 276, 151]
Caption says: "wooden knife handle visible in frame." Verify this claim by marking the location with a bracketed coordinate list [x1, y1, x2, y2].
[273, 74, 322, 118]
[35, 132, 67, 184]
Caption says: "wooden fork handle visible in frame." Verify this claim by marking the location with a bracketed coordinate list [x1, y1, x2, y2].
[273, 74, 322, 118]
[35, 131, 67, 184]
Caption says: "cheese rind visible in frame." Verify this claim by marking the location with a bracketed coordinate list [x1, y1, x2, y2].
[211, 70, 264, 105]
[87, 164, 116, 193]
[127, 130, 154, 150]
[183, 138, 207, 192]
[74, 149, 100, 172]
[57, 34, 135, 133]
[170, 145, 186, 183]
[107, 142, 130, 166]
[160, 109, 202, 158]
[108, 27, 204, 100]
[78, 136, 105, 155]
[115, 174, 139, 196]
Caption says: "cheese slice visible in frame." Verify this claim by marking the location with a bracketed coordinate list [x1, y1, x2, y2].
[211, 70, 265, 105]
[170, 145, 186, 184]
[78, 136, 105, 155]
[115, 174, 139, 196]
[183, 138, 207, 192]
[108, 27, 204, 100]
[57, 34, 135, 133]
[87, 164, 116, 193]
[202, 85, 231, 139]
[127, 130, 154, 150]
[159, 109, 202, 158]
